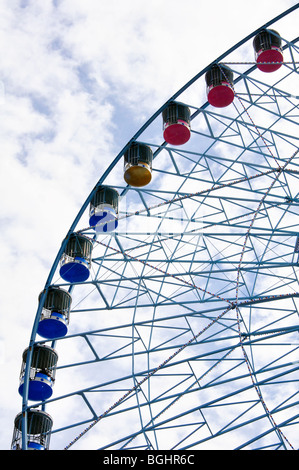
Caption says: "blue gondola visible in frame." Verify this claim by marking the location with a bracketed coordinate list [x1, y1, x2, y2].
[89, 186, 119, 232]
[59, 233, 93, 283]
[37, 287, 72, 339]
[18, 345, 58, 402]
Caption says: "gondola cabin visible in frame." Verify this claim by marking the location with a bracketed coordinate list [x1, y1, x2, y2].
[205, 64, 234, 108]
[162, 102, 191, 145]
[37, 287, 72, 339]
[12, 410, 53, 450]
[253, 29, 283, 72]
[59, 233, 93, 283]
[18, 345, 58, 402]
[124, 143, 153, 187]
[89, 186, 119, 233]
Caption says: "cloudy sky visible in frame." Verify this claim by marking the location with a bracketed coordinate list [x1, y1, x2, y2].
[0, 0, 297, 450]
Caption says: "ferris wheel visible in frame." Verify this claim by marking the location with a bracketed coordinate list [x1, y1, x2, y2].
[12, 5, 299, 451]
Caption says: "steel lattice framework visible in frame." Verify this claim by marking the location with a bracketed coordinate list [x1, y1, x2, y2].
[16, 5, 299, 450]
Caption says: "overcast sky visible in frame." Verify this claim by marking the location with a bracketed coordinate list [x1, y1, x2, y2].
[0, 0, 297, 450]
